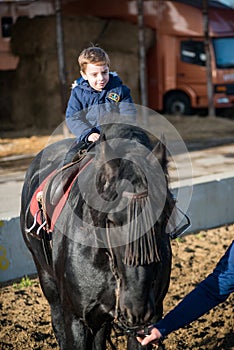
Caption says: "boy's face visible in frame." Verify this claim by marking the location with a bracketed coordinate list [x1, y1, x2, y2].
[81, 63, 109, 91]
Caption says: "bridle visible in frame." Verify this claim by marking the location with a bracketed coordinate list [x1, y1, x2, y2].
[105, 189, 160, 342]
[105, 189, 190, 347]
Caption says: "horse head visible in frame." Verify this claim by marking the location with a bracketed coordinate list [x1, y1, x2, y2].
[86, 123, 174, 332]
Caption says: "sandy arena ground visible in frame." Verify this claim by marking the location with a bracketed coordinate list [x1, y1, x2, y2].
[0, 115, 234, 349]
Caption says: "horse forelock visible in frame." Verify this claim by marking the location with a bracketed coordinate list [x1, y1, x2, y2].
[103, 185, 169, 266]
[123, 195, 161, 266]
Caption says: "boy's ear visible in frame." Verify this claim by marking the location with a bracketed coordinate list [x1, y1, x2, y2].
[80, 70, 87, 80]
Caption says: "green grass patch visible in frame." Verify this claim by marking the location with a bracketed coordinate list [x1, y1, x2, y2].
[13, 276, 35, 289]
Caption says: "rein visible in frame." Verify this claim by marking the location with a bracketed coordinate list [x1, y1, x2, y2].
[168, 207, 191, 239]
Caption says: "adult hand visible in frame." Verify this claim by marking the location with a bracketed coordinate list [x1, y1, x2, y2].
[136, 327, 162, 346]
[88, 133, 100, 142]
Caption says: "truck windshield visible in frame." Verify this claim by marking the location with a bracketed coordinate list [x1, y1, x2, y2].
[213, 38, 234, 69]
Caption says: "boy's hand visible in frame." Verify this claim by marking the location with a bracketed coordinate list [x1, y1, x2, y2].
[88, 133, 100, 142]
[136, 327, 162, 346]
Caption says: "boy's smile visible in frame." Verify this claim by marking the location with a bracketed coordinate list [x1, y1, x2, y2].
[81, 63, 110, 91]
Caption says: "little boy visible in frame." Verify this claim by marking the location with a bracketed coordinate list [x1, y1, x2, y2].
[66, 46, 135, 146]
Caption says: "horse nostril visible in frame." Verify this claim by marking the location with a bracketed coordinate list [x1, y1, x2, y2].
[122, 305, 151, 327]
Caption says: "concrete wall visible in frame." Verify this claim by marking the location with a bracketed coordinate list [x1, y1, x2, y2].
[176, 172, 234, 234]
[0, 217, 36, 283]
[0, 173, 234, 283]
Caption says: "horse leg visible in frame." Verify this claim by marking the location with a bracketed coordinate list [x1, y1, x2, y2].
[35, 265, 66, 348]
[57, 312, 93, 350]
[46, 291, 94, 350]
[50, 300, 94, 350]
[92, 323, 111, 350]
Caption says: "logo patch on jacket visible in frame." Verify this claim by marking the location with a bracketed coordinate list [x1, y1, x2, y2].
[108, 92, 120, 102]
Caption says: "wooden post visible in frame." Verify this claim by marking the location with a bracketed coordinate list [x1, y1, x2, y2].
[203, 0, 215, 117]
[54, 0, 69, 136]
[137, 0, 148, 125]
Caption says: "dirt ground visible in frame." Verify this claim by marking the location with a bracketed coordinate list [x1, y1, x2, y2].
[1, 114, 234, 160]
[0, 115, 234, 349]
[0, 225, 233, 350]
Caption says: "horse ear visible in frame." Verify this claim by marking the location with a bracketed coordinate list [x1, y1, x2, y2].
[147, 134, 167, 170]
[98, 136, 115, 162]
[97, 137, 120, 185]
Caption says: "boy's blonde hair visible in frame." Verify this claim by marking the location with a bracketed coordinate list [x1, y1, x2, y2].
[78, 46, 110, 73]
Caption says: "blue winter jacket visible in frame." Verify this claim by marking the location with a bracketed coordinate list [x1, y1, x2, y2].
[66, 72, 136, 141]
[155, 240, 234, 338]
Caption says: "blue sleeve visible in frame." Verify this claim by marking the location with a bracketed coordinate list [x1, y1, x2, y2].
[155, 241, 234, 338]
[66, 89, 94, 141]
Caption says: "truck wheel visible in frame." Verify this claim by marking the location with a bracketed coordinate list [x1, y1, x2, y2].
[165, 92, 191, 116]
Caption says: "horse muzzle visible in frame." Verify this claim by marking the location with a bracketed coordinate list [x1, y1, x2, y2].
[115, 290, 155, 332]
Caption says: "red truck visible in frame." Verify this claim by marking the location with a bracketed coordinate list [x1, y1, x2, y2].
[63, 0, 234, 115]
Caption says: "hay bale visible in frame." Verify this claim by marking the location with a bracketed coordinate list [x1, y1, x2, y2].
[11, 16, 56, 56]
[11, 15, 106, 56]
[63, 16, 105, 50]
[11, 54, 62, 129]
[109, 51, 140, 103]
[97, 18, 154, 54]
[0, 70, 16, 130]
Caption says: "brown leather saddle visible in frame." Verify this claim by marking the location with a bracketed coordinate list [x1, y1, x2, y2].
[29, 150, 93, 234]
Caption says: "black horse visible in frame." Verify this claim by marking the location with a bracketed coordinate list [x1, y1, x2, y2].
[20, 123, 175, 349]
